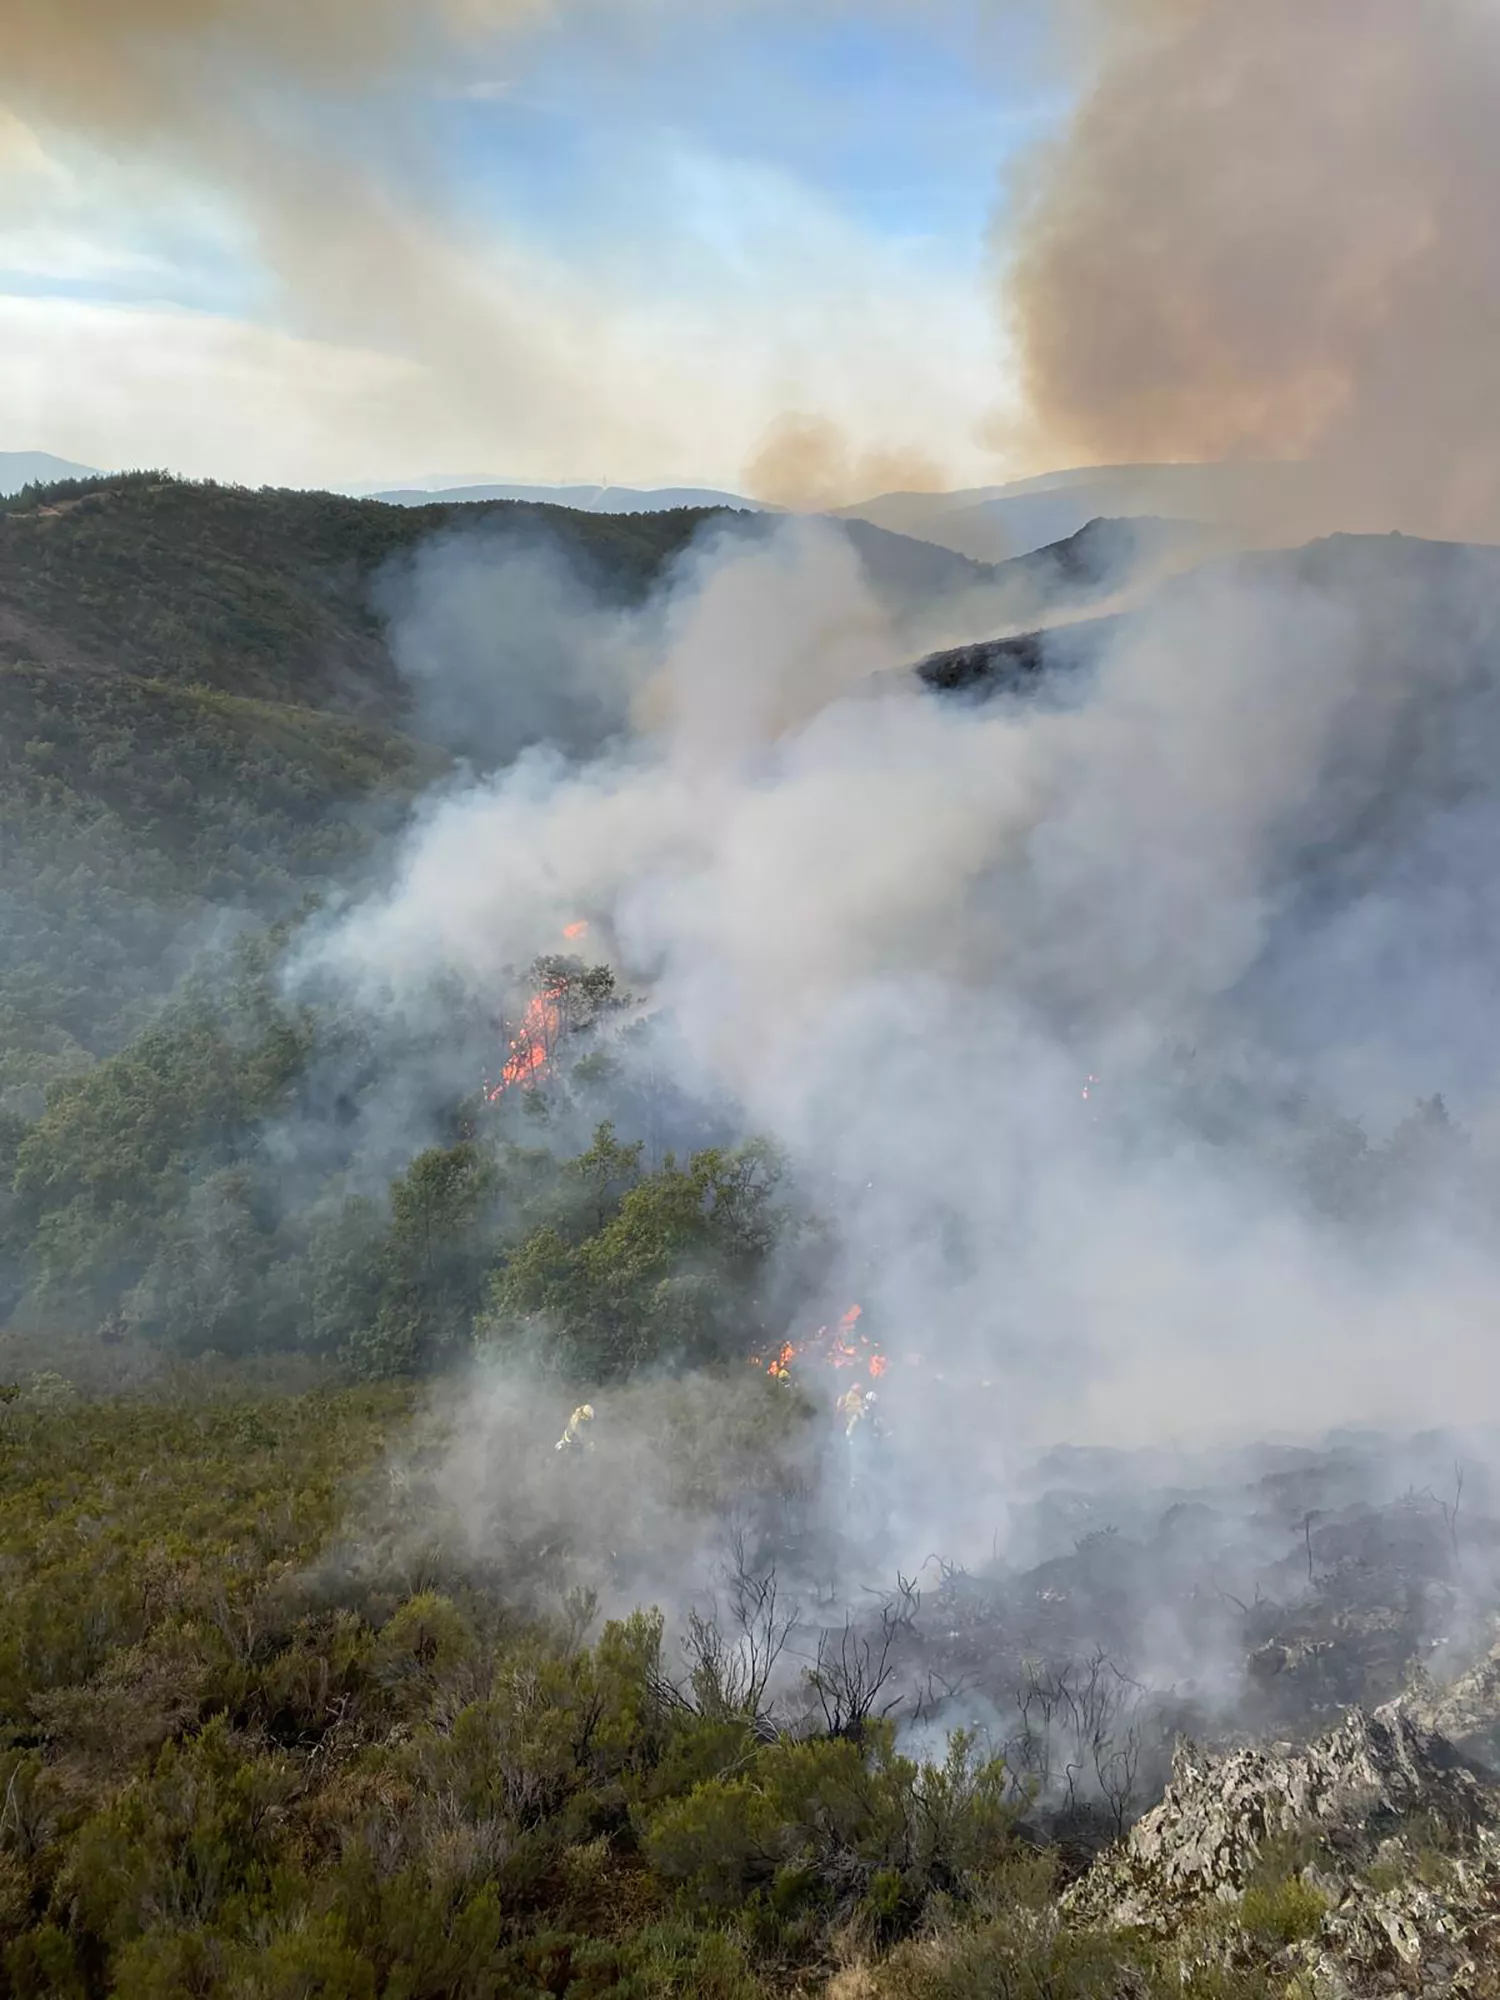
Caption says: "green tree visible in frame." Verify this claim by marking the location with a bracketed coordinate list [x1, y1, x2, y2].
[12, 946, 312, 1307]
[488, 1137, 786, 1380]
[342, 1143, 501, 1378]
[306, 1193, 388, 1356]
[124, 1166, 290, 1355]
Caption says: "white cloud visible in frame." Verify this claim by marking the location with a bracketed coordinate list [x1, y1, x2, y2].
[1, 128, 1008, 487]
[0, 296, 420, 484]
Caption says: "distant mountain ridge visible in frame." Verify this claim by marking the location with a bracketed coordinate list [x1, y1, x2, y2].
[840, 462, 1309, 563]
[914, 529, 1500, 701]
[367, 479, 777, 515]
[0, 451, 101, 497]
[363, 461, 1301, 562]
[8, 452, 1309, 562]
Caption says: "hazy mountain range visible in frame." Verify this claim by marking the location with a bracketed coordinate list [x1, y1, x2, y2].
[355, 479, 776, 516]
[5, 450, 1308, 566]
[350, 461, 1310, 562]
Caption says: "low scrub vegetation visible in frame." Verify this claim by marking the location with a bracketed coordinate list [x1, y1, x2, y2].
[0, 1380, 1316, 1997]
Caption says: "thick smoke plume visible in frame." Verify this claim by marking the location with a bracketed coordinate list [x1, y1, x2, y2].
[292, 509, 1500, 1774]
[13, 6, 1495, 515]
[313, 516, 1500, 1529]
[1005, 0, 1500, 537]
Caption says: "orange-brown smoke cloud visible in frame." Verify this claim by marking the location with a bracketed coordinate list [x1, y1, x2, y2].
[0, 0, 668, 476]
[0, 0, 976, 489]
[1004, 0, 1500, 539]
[745, 413, 948, 512]
[0, 0, 545, 129]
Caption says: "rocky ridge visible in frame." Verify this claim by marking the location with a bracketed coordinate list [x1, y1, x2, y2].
[1070, 1697, 1500, 1996]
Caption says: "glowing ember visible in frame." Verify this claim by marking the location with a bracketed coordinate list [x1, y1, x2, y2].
[1082, 1073, 1100, 1101]
[563, 921, 590, 940]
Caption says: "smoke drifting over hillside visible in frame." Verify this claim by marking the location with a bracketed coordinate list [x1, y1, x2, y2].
[744, 415, 950, 514]
[1007, 0, 1500, 537]
[310, 516, 1500, 1535]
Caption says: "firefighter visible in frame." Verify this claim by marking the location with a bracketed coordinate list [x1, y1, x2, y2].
[838, 1383, 885, 1484]
[837, 1383, 871, 1437]
[555, 1403, 595, 1453]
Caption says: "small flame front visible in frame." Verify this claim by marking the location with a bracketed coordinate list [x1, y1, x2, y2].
[751, 1303, 889, 1385]
[487, 985, 565, 1100]
[485, 924, 589, 1101]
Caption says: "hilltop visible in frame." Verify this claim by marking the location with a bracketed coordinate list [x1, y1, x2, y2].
[0, 472, 725, 721]
[841, 460, 1309, 562]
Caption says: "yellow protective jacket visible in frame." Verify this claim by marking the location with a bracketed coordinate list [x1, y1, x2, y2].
[555, 1404, 595, 1451]
[837, 1388, 869, 1437]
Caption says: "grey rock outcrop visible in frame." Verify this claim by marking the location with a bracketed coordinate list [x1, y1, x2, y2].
[1408, 1631, 1500, 1772]
[1070, 1700, 1500, 1996]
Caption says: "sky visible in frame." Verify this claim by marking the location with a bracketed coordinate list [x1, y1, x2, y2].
[0, 2, 1065, 493]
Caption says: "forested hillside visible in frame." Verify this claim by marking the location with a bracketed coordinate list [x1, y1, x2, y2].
[0, 473, 717, 716]
[0, 484, 1489, 1380]
[0, 476, 728, 1086]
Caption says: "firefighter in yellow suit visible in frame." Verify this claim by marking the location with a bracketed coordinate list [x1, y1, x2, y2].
[837, 1383, 883, 1490]
[837, 1384, 876, 1436]
[555, 1403, 595, 1452]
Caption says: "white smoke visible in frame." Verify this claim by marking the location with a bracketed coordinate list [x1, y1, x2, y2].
[306, 515, 1500, 1575]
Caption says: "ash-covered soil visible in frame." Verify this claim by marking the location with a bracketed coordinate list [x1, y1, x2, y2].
[774, 1424, 1500, 1858]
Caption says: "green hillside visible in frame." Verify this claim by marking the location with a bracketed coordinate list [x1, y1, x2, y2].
[0, 473, 720, 718]
[0, 475, 728, 1086]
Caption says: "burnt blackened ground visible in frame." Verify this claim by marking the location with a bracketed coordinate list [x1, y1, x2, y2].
[770, 1428, 1500, 1852]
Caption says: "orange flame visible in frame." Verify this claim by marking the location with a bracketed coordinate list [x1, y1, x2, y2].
[487, 983, 565, 1100]
[752, 1304, 890, 1386]
[485, 922, 592, 1100]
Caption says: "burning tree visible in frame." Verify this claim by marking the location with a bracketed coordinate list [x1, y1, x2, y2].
[486, 952, 624, 1102]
